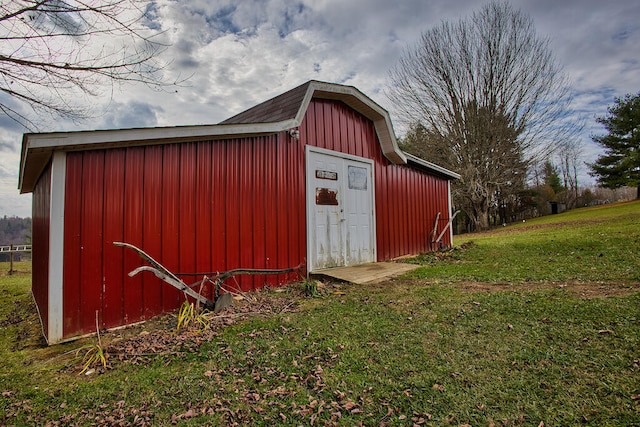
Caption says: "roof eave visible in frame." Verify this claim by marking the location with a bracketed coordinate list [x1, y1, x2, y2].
[403, 152, 460, 180]
[18, 120, 298, 194]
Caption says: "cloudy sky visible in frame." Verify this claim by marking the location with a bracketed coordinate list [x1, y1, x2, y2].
[1, 0, 638, 218]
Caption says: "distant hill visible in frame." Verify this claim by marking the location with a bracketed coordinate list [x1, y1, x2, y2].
[0, 216, 31, 246]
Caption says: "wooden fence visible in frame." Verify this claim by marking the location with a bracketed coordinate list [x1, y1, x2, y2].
[0, 245, 32, 275]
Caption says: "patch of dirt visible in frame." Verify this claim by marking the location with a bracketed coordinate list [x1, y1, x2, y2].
[443, 280, 640, 298]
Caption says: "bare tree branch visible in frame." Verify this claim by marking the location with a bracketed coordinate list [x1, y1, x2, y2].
[388, 1, 583, 230]
[0, 0, 182, 130]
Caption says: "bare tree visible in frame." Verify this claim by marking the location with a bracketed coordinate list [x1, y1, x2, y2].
[0, 0, 176, 129]
[556, 138, 583, 208]
[388, 1, 581, 230]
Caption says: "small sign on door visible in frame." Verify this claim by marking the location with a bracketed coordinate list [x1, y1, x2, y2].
[316, 170, 338, 180]
[316, 188, 339, 205]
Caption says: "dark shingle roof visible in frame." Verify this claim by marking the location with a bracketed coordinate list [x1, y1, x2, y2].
[221, 81, 311, 124]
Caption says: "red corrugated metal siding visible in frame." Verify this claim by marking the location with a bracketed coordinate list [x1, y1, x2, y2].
[195, 142, 213, 298]
[79, 151, 104, 331]
[239, 140, 255, 290]
[263, 135, 279, 286]
[61, 133, 307, 338]
[161, 145, 183, 307]
[32, 161, 51, 336]
[225, 140, 241, 287]
[63, 152, 83, 337]
[301, 98, 452, 259]
[179, 142, 197, 291]
[143, 145, 164, 316]
[103, 149, 125, 329]
[210, 142, 227, 292]
[59, 96, 451, 339]
[253, 138, 267, 282]
[122, 149, 144, 325]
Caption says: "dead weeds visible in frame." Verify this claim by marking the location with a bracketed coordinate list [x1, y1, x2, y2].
[104, 286, 304, 367]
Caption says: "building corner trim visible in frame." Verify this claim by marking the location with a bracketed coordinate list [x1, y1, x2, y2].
[48, 151, 66, 344]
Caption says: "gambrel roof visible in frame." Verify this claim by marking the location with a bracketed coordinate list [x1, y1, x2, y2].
[19, 80, 458, 193]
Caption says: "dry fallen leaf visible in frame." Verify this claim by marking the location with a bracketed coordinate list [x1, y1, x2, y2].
[432, 383, 445, 392]
[343, 400, 357, 411]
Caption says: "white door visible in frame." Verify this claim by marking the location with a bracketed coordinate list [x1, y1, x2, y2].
[306, 147, 375, 271]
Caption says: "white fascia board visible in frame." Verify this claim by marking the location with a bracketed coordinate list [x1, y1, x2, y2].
[403, 152, 461, 180]
[24, 120, 298, 150]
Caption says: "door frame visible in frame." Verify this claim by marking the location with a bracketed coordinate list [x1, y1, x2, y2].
[305, 146, 376, 272]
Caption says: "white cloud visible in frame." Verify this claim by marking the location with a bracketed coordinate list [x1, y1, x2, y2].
[1, 0, 639, 217]
[98, 101, 163, 129]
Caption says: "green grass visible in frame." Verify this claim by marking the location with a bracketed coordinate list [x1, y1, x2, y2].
[409, 201, 640, 283]
[0, 202, 639, 426]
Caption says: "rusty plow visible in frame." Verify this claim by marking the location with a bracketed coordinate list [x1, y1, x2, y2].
[114, 242, 305, 313]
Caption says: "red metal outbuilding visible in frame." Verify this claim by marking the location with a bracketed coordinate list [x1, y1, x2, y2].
[19, 81, 459, 344]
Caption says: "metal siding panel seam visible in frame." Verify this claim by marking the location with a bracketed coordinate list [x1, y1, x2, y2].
[317, 101, 327, 150]
[102, 149, 125, 329]
[79, 150, 104, 333]
[253, 138, 267, 285]
[211, 142, 227, 279]
[390, 166, 399, 258]
[264, 135, 279, 285]
[304, 102, 317, 148]
[294, 136, 306, 281]
[407, 170, 416, 254]
[225, 141, 241, 276]
[239, 140, 254, 291]
[32, 162, 51, 339]
[296, 137, 307, 279]
[275, 136, 289, 276]
[195, 142, 213, 296]
[285, 138, 296, 282]
[179, 142, 197, 290]
[331, 101, 341, 153]
[161, 144, 182, 310]
[143, 145, 164, 316]
[123, 148, 144, 324]
[62, 152, 82, 339]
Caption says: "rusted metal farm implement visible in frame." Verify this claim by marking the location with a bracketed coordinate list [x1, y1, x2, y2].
[429, 210, 460, 250]
[114, 242, 305, 312]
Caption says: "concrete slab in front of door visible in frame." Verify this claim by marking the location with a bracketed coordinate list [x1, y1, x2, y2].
[311, 262, 419, 285]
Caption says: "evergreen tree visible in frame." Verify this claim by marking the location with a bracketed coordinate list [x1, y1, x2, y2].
[589, 93, 640, 199]
[543, 161, 564, 195]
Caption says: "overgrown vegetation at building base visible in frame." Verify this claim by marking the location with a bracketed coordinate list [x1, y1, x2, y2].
[1, 201, 639, 426]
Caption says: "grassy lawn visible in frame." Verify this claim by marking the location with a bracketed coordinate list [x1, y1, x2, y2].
[1, 201, 639, 426]
[408, 200, 640, 284]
